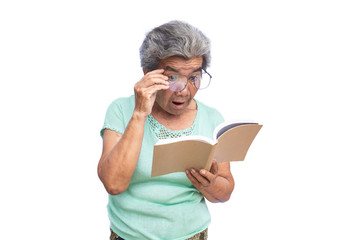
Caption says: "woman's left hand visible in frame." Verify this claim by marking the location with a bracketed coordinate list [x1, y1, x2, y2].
[186, 160, 235, 203]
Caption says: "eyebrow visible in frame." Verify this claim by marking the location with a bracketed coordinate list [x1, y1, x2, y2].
[164, 66, 202, 73]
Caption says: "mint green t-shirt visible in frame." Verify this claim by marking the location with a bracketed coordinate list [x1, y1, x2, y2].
[101, 95, 224, 240]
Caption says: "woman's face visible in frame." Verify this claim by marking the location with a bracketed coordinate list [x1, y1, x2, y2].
[154, 56, 203, 116]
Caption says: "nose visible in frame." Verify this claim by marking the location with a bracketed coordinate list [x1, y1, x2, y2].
[174, 83, 190, 96]
[171, 81, 186, 92]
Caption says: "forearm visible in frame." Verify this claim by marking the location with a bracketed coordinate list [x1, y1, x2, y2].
[99, 111, 147, 195]
[98, 69, 169, 195]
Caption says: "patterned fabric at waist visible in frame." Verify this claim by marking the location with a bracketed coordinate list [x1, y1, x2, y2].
[110, 228, 208, 240]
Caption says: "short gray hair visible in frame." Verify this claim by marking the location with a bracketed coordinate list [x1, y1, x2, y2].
[140, 20, 211, 71]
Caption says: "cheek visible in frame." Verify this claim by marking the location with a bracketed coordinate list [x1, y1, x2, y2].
[156, 90, 173, 105]
[189, 88, 198, 97]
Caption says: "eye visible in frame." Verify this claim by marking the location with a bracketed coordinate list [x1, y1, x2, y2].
[189, 75, 200, 82]
[168, 75, 178, 81]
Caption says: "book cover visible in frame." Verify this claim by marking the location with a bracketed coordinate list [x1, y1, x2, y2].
[151, 121, 262, 177]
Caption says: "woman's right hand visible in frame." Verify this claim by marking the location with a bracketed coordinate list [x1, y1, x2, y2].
[133, 69, 169, 117]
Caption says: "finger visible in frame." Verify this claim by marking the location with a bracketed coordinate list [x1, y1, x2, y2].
[144, 69, 167, 80]
[145, 73, 168, 81]
[135, 83, 168, 103]
[147, 83, 169, 94]
[210, 159, 218, 175]
[199, 169, 216, 183]
[134, 82, 170, 115]
[146, 68, 165, 74]
[135, 81, 169, 97]
[186, 170, 200, 186]
[190, 169, 211, 186]
[137, 69, 168, 84]
[138, 74, 169, 87]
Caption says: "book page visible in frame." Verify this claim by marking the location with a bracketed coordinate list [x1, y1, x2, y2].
[155, 134, 215, 146]
[213, 120, 257, 139]
[214, 124, 262, 164]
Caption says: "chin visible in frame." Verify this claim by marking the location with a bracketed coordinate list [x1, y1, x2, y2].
[166, 107, 186, 116]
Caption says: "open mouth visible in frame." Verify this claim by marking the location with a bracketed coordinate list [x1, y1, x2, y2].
[172, 101, 184, 105]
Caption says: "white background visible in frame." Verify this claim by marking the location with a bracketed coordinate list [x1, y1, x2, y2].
[1, 0, 359, 239]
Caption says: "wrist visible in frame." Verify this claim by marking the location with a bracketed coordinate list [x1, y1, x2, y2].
[132, 110, 149, 121]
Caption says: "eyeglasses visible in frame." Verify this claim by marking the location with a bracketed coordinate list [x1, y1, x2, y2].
[166, 69, 212, 92]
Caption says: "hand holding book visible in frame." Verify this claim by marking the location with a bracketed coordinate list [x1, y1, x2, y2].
[151, 121, 262, 177]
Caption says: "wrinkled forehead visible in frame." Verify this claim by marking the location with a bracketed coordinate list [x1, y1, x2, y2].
[158, 56, 203, 74]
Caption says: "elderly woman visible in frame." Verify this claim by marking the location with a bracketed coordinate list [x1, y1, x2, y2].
[98, 21, 235, 240]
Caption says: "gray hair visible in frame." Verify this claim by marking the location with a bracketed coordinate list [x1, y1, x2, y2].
[140, 20, 211, 71]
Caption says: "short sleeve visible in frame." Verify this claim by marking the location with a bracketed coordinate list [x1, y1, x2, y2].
[211, 108, 225, 127]
[195, 99, 225, 138]
[100, 97, 133, 138]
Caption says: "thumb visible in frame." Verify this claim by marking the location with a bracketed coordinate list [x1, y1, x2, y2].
[210, 159, 218, 175]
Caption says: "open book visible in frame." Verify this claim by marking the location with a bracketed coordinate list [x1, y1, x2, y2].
[151, 120, 263, 177]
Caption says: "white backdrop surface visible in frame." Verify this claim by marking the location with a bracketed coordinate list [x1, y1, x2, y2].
[1, 0, 359, 239]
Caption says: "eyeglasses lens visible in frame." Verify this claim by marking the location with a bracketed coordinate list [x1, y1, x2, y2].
[169, 78, 186, 92]
[168, 71, 211, 92]
[197, 71, 210, 89]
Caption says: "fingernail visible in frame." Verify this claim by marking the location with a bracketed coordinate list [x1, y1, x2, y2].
[191, 169, 196, 174]
[200, 170, 206, 175]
